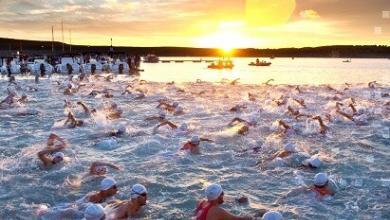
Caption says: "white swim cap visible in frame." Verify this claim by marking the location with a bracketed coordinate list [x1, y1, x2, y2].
[130, 183, 148, 199]
[100, 177, 117, 191]
[205, 183, 223, 200]
[52, 152, 64, 159]
[283, 143, 295, 152]
[179, 123, 188, 131]
[172, 102, 179, 107]
[302, 155, 321, 168]
[130, 183, 147, 199]
[191, 136, 200, 144]
[159, 111, 166, 118]
[263, 211, 283, 220]
[175, 106, 183, 113]
[84, 204, 105, 220]
[314, 173, 329, 187]
[249, 115, 257, 125]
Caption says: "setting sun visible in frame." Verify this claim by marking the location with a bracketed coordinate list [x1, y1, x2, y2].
[195, 21, 257, 51]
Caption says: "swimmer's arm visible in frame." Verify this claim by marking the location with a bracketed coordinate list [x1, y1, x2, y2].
[283, 186, 310, 198]
[145, 116, 159, 121]
[77, 101, 90, 114]
[37, 146, 63, 166]
[37, 150, 53, 166]
[200, 138, 213, 143]
[228, 118, 245, 126]
[91, 161, 121, 171]
[166, 121, 178, 129]
[181, 142, 192, 150]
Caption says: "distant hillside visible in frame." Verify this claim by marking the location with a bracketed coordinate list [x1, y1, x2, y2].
[0, 37, 389, 58]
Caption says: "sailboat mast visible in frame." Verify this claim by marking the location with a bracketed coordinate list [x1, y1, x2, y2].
[61, 20, 64, 53]
[69, 29, 72, 53]
[51, 26, 54, 54]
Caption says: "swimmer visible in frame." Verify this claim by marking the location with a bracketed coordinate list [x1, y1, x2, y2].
[174, 106, 185, 116]
[248, 93, 257, 101]
[145, 111, 167, 123]
[37, 133, 67, 168]
[263, 79, 274, 86]
[64, 111, 84, 128]
[287, 106, 311, 120]
[153, 121, 187, 133]
[301, 155, 322, 169]
[88, 161, 122, 176]
[230, 78, 240, 85]
[110, 184, 148, 218]
[274, 96, 287, 106]
[277, 119, 293, 134]
[195, 183, 252, 220]
[270, 143, 297, 160]
[293, 98, 306, 108]
[368, 81, 378, 89]
[157, 100, 178, 112]
[295, 86, 302, 94]
[230, 104, 247, 113]
[311, 116, 328, 134]
[78, 177, 118, 204]
[283, 173, 337, 200]
[77, 101, 93, 115]
[181, 136, 213, 154]
[228, 117, 257, 127]
[0, 90, 17, 106]
[106, 103, 123, 120]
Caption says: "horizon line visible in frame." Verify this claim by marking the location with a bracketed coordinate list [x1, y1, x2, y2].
[0, 37, 389, 50]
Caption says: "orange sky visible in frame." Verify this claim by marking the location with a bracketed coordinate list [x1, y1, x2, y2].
[0, 0, 389, 48]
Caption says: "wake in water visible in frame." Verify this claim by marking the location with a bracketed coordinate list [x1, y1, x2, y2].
[0, 73, 389, 219]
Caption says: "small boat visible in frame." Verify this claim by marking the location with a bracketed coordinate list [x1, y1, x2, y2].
[175, 60, 184, 63]
[248, 61, 272, 66]
[192, 59, 202, 63]
[207, 60, 234, 69]
[143, 54, 159, 63]
[161, 60, 171, 63]
[343, 58, 351, 63]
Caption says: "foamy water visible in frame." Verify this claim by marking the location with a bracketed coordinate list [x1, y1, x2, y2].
[0, 59, 389, 219]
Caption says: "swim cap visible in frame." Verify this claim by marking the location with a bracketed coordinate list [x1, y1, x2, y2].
[52, 152, 64, 160]
[314, 173, 328, 187]
[249, 115, 257, 125]
[205, 183, 223, 200]
[159, 111, 166, 118]
[100, 177, 117, 191]
[175, 106, 183, 113]
[191, 136, 200, 144]
[179, 123, 188, 131]
[263, 211, 283, 220]
[283, 143, 295, 152]
[130, 183, 147, 199]
[172, 102, 179, 107]
[302, 155, 321, 168]
[84, 204, 105, 220]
